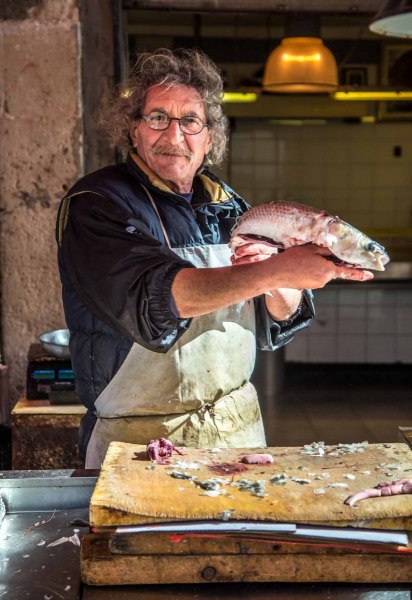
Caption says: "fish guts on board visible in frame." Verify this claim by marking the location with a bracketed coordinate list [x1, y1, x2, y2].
[230, 201, 390, 271]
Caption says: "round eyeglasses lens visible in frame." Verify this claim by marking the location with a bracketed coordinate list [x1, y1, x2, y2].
[146, 113, 169, 130]
[179, 117, 204, 134]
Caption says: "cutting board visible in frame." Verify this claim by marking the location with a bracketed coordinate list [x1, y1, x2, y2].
[81, 533, 412, 585]
[90, 441, 412, 529]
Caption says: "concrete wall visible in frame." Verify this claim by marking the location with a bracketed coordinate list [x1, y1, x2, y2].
[0, 0, 114, 416]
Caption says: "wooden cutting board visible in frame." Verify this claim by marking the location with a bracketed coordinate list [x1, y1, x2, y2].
[90, 441, 412, 529]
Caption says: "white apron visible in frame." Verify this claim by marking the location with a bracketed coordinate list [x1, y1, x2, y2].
[85, 187, 266, 468]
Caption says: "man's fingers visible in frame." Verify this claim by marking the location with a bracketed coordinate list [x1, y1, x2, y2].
[337, 269, 374, 281]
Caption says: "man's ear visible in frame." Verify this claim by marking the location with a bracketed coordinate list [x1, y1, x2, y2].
[205, 130, 213, 156]
[129, 121, 139, 147]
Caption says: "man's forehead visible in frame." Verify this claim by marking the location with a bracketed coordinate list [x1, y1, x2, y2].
[144, 84, 205, 115]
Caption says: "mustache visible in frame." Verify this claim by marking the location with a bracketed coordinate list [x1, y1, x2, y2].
[152, 144, 192, 159]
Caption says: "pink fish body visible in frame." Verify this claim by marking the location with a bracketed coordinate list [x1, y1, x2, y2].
[241, 453, 274, 464]
[230, 201, 389, 271]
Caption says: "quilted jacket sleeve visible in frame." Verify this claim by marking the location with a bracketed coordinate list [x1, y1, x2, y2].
[58, 191, 193, 353]
[254, 289, 315, 351]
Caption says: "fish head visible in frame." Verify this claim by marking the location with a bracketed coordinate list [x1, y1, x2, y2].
[327, 221, 390, 271]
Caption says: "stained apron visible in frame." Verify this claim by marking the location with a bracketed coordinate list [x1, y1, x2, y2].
[85, 187, 266, 468]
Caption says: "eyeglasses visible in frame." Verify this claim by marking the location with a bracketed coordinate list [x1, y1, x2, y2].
[137, 111, 208, 135]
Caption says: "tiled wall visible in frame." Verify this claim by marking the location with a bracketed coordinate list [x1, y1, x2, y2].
[285, 284, 412, 364]
[229, 120, 412, 230]
[228, 120, 412, 363]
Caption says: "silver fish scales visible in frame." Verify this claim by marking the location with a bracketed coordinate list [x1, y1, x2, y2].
[230, 201, 390, 271]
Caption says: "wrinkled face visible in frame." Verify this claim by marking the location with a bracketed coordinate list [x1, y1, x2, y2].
[129, 84, 212, 193]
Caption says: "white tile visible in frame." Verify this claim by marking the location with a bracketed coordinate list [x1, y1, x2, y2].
[315, 287, 339, 304]
[231, 138, 255, 163]
[349, 124, 377, 143]
[255, 164, 277, 188]
[371, 210, 396, 229]
[367, 288, 396, 306]
[301, 143, 325, 165]
[393, 210, 411, 228]
[285, 335, 309, 362]
[375, 123, 412, 140]
[396, 306, 412, 334]
[324, 166, 350, 188]
[349, 140, 376, 164]
[348, 165, 374, 189]
[372, 189, 396, 211]
[254, 139, 278, 163]
[396, 290, 412, 306]
[374, 164, 411, 188]
[339, 305, 366, 320]
[230, 164, 254, 188]
[347, 210, 372, 229]
[310, 305, 338, 334]
[302, 165, 325, 188]
[347, 189, 373, 211]
[300, 188, 325, 206]
[273, 188, 288, 202]
[277, 141, 303, 164]
[308, 335, 337, 363]
[366, 335, 396, 363]
[253, 188, 276, 205]
[337, 334, 366, 363]
[395, 188, 412, 202]
[326, 190, 350, 212]
[277, 164, 304, 188]
[338, 287, 368, 305]
[230, 128, 251, 138]
[276, 189, 304, 203]
[338, 318, 367, 334]
[275, 126, 303, 142]
[254, 129, 275, 140]
[395, 335, 412, 363]
[322, 143, 350, 165]
[366, 305, 396, 334]
[301, 123, 329, 142]
[393, 194, 412, 227]
[374, 141, 400, 164]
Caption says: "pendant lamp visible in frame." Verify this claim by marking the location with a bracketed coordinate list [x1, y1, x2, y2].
[262, 15, 338, 93]
[369, 0, 412, 38]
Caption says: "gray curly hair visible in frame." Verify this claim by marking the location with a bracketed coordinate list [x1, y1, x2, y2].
[102, 48, 229, 166]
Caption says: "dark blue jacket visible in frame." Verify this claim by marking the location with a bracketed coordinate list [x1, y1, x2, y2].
[56, 152, 314, 457]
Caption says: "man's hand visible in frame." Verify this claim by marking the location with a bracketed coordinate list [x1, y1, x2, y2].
[269, 244, 374, 290]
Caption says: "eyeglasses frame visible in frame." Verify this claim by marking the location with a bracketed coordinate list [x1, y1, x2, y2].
[136, 113, 209, 135]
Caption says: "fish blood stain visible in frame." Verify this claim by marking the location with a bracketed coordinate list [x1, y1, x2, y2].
[208, 463, 248, 475]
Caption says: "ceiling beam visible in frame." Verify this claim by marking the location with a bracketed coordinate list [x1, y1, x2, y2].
[123, 0, 382, 14]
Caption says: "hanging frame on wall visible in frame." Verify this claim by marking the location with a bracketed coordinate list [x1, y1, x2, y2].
[378, 43, 412, 120]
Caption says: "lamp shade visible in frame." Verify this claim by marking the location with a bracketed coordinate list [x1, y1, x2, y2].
[369, 0, 412, 38]
[262, 37, 338, 93]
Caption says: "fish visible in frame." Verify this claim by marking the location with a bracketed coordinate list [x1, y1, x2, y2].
[230, 201, 390, 271]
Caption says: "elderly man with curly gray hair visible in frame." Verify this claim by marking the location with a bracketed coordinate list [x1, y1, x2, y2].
[56, 48, 363, 468]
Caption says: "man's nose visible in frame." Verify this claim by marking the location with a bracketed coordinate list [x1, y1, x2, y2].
[162, 119, 184, 142]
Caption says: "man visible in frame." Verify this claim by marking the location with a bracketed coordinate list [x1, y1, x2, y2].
[57, 48, 372, 468]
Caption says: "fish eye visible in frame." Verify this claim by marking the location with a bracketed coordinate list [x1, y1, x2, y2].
[366, 242, 377, 252]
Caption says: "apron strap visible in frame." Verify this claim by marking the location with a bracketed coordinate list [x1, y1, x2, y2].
[140, 184, 172, 250]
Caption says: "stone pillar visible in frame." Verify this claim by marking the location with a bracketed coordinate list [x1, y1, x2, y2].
[0, 0, 115, 418]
